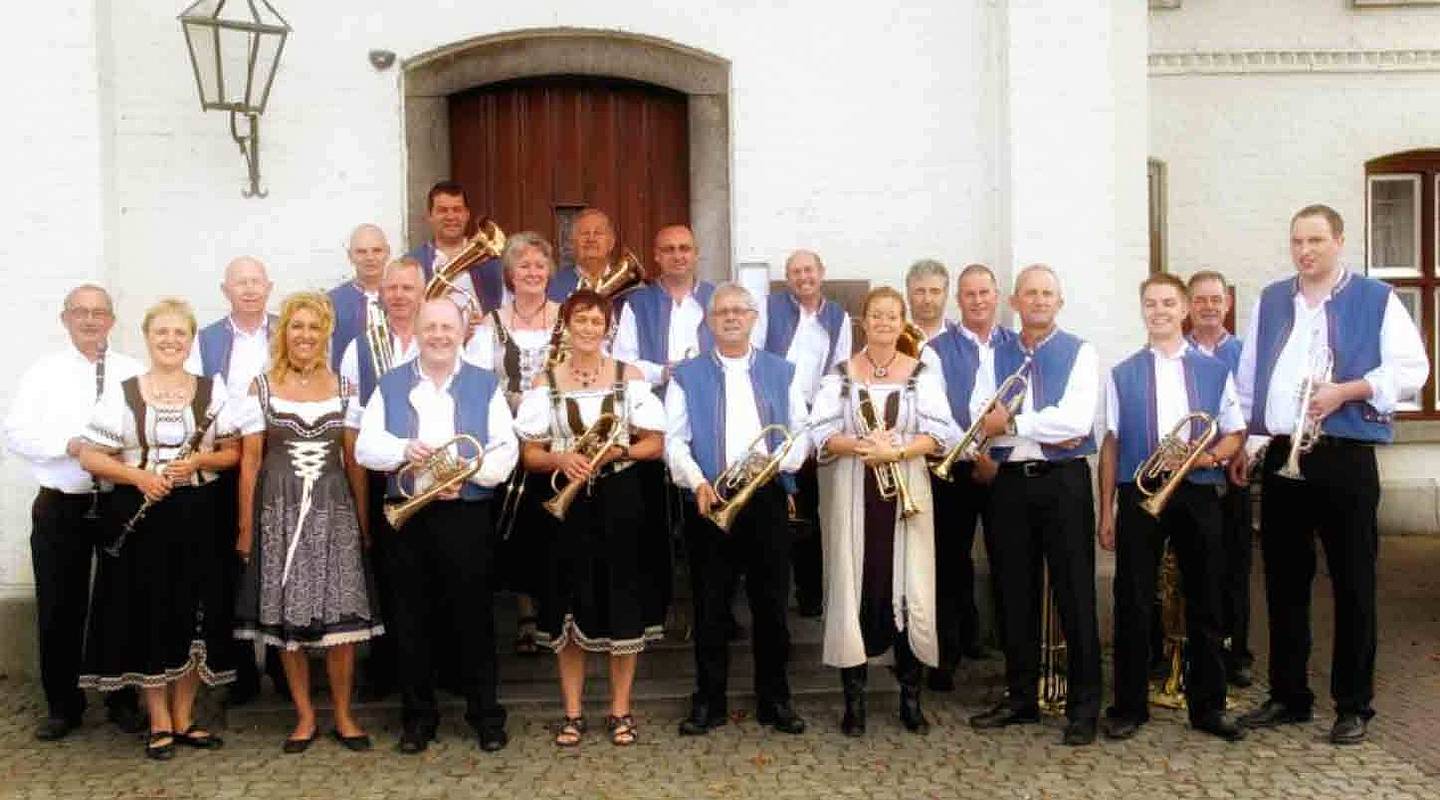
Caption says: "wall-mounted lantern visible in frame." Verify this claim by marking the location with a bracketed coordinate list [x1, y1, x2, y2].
[178, 0, 291, 198]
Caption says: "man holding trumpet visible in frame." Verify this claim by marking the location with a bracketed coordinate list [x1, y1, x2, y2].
[355, 298, 518, 754]
[664, 283, 811, 736]
[1097, 273, 1246, 742]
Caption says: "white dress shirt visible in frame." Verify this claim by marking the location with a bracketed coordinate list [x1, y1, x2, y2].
[752, 297, 854, 405]
[353, 359, 519, 491]
[988, 333, 1100, 461]
[1104, 343, 1246, 443]
[958, 324, 1005, 428]
[184, 316, 270, 392]
[613, 288, 707, 385]
[1235, 271, 1430, 434]
[339, 331, 421, 390]
[663, 349, 811, 490]
[5, 345, 144, 493]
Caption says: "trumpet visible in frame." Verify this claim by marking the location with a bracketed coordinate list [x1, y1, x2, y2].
[704, 423, 802, 533]
[383, 434, 486, 529]
[1135, 411, 1219, 518]
[1277, 343, 1333, 481]
[931, 364, 1030, 481]
[542, 412, 625, 521]
[544, 251, 646, 370]
[426, 218, 506, 318]
[364, 297, 394, 378]
[855, 394, 922, 519]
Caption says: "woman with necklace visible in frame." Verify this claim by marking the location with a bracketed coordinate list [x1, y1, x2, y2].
[233, 292, 383, 753]
[467, 232, 563, 654]
[77, 298, 238, 760]
[809, 287, 953, 737]
[514, 290, 665, 746]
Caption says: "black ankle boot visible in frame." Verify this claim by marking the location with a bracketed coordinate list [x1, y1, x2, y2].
[899, 683, 930, 734]
[840, 666, 867, 736]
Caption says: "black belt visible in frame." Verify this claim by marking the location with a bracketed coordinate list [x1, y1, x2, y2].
[37, 487, 104, 501]
[999, 458, 1084, 478]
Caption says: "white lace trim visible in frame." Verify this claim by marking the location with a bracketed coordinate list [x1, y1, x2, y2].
[235, 624, 385, 652]
[536, 615, 664, 656]
[77, 640, 236, 691]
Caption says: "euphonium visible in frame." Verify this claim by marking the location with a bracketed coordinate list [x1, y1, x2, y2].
[704, 424, 799, 533]
[931, 364, 1030, 481]
[425, 218, 506, 318]
[542, 412, 625, 521]
[855, 394, 922, 519]
[1136, 411, 1219, 518]
[383, 434, 486, 529]
[364, 298, 394, 377]
[1277, 343, 1334, 481]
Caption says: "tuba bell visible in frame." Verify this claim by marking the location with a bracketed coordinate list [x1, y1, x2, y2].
[542, 412, 626, 522]
[704, 424, 801, 533]
[383, 434, 487, 529]
[1135, 411, 1219, 518]
[425, 218, 506, 319]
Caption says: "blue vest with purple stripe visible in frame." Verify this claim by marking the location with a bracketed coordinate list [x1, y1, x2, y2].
[197, 314, 278, 381]
[378, 362, 499, 501]
[992, 329, 1096, 460]
[1112, 347, 1229, 486]
[761, 293, 847, 372]
[671, 349, 796, 494]
[327, 282, 368, 371]
[928, 324, 1016, 429]
[1249, 273, 1392, 442]
[628, 281, 717, 366]
[406, 242, 506, 314]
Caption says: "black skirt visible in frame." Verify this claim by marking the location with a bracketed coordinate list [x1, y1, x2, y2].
[534, 466, 665, 654]
[78, 483, 235, 691]
[858, 468, 901, 657]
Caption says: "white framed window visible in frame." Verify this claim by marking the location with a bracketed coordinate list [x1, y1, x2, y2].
[1367, 174, 1422, 278]
[1394, 286, 1423, 411]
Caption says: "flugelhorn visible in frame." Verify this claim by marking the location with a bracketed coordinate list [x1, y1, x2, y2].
[704, 423, 802, 533]
[855, 394, 922, 519]
[931, 362, 1030, 481]
[542, 412, 625, 521]
[426, 218, 506, 318]
[1277, 343, 1333, 481]
[1135, 411, 1219, 518]
[383, 434, 486, 529]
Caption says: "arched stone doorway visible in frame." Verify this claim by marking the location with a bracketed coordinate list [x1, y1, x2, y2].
[403, 28, 731, 283]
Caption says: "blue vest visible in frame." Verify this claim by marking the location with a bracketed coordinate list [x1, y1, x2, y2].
[761, 293, 848, 372]
[327, 282, 368, 371]
[353, 334, 384, 404]
[993, 328, 1097, 460]
[1249, 273, 1392, 442]
[1111, 347, 1230, 486]
[378, 362, 499, 501]
[628, 281, 717, 365]
[406, 242, 506, 314]
[1187, 332, 1243, 376]
[928, 324, 1016, 429]
[671, 350, 796, 494]
[197, 314, 278, 381]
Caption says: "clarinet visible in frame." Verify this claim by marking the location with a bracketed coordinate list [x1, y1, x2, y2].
[105, 404, 222, 557]
[82, 343, 107, 520]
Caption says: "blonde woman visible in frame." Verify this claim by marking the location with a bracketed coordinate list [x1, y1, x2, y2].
[233, 292, 383, 753]
[77, 298, 238, 760]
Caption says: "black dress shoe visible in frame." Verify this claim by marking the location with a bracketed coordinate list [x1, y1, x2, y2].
[678, 703, 727, 736]
[756, 703, 807, 734]
[477, 725, 508, 752]
[397, 728, 432, 754]
[1330, 713, 1368, 745]
[926, 668, 955, 693]
[34, 717, 78, 741]
[1191, 713, 1248, 742]
[106, 704, 147, 734]
[1062, 718, 1097, 746]
[1102, 716, 1142, 740]
[331, 729, 373, 752]
[1238, 700, 1312, 729]
[970, 702, 1041, 729]
[1227, 664, 1254, 689]
[899, 686, 930, 735]
[282, 730, 318, 754]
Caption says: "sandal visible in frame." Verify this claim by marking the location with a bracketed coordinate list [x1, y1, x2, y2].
[145, 730, 176, 761]
[607, 714, 638, 747]
[553, 716, 586, 747]
[515, 617, 540, 655]
[175, 723, 224, 749]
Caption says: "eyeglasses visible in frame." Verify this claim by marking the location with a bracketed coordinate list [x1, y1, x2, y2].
[66, 307, 113, 321]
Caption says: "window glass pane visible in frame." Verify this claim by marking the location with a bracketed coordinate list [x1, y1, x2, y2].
[1368, 175, 1421, 278]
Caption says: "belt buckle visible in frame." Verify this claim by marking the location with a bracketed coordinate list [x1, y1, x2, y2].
[1021, 461, 1044, 478]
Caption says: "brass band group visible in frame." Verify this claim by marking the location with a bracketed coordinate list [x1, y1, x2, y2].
[5, 184, 1428, 760]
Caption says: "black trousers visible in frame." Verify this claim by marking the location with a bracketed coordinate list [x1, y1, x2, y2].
[1260, 437, 1379, 718]
[382, 499, 504, 733]
[790, 458, 823, 608]
[1111, 482, 1228, 722]
[684, 483, 792, 711]
[29, 489, 135, 720]
[1220, 481, 1254, 670]
[931, 463, 995, 672]
[989, 459, 1102, 722]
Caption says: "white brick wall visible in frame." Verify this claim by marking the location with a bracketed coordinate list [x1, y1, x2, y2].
[1150, 0, 1440, 52]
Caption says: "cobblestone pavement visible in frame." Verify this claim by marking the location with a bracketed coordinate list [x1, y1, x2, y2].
[0, 537, 1436, 800]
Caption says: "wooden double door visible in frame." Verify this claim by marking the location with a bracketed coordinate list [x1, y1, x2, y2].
[449, 76, 690, 277]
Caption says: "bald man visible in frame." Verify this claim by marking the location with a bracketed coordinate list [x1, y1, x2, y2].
[186, 256, 276, 389]
[329, 224, 392, 370]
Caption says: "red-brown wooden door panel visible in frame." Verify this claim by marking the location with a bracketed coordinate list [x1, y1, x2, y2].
[449, 77, 689, 278]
